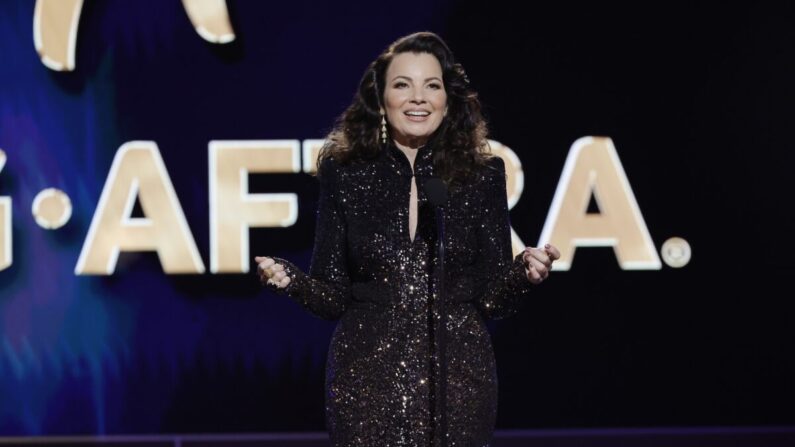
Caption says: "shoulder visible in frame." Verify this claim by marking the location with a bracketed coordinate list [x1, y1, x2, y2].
[315, 157, 345, 194]
[317, 155, 376, 187]
[483, 154, 506, 173]
[478, 154, 506, 187]
[317, 156, 350, 180]
[451, 155, 506, 196]
[317, 156, 339, 174]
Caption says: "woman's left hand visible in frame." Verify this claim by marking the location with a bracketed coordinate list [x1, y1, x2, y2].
[522, 244, 561, 285]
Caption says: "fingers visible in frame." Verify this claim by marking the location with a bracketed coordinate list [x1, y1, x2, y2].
[524, 247, 552, 268]
[256, 259, 273, 279]
[522, 245, 557, 285]
[255, 256, 273, 269]
[254, 256, 290, 289]
[526, 254, 549, 278]
[524, 261, 543, 284]
[543, 243, 561, 261]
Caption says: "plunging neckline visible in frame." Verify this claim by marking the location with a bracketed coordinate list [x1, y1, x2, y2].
[407, 171, 419, 246]
[387, 141, 427, 247]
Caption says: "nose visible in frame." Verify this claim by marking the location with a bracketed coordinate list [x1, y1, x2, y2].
[410, 87, 426, 103]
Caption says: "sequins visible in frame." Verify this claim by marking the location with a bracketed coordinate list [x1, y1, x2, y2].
[265, 142, 533, 446]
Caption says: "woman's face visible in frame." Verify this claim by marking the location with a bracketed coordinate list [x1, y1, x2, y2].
[382, 52, 447, 148]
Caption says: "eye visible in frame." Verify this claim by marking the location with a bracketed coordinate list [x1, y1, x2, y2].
[428, 83, 442, 90]
[393, 81, 409, 88]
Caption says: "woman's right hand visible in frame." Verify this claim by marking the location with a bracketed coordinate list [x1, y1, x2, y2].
[255, 256, 292, 289]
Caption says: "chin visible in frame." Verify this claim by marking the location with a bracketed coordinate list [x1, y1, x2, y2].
[405, 127, 436, 139]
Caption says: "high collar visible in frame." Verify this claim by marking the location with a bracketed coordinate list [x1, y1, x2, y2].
[384, 140, 435, 178]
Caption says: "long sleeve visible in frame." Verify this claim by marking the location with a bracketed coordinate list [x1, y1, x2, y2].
[472, 156, 533, 320]
[266, 157, 351, 320]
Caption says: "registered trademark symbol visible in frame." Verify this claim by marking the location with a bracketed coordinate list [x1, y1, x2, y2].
[661, 237, 691, 268]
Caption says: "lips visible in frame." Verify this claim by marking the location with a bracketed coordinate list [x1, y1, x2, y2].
[404, 110, 431, 122]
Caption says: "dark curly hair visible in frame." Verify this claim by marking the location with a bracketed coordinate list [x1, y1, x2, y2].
[317, 31, 494, 187]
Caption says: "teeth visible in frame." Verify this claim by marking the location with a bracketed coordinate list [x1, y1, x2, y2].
[405, 111, 430, 116]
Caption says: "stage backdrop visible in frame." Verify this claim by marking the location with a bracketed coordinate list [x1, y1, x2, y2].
[1, 0, 794, 435]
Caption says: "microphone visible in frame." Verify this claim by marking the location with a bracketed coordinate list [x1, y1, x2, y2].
[422, 176, 449, 447]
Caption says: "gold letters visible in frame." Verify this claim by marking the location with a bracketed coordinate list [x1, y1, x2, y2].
[75, 142, 205, 275]
[4, 137, 667, 276]
[33, 0, 83, 71]
[181, 0, 236, 43]
[0, 149, 10, 271]
[539, 137, 661, 270]
[209, 140, 301, 273]
[34, 0, 235, 71]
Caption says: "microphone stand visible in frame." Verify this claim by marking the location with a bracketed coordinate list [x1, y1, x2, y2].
[424, 178, 449, 447]
[435, 204, 448, 447]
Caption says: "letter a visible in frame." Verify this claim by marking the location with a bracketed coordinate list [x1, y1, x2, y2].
[539, 137, 661, 270]
[75, 142, 205, 275]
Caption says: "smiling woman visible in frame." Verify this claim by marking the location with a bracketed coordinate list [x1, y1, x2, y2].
[254, 32, 559, 447]
[382, 51, 448, 242]
[382, 52, 448, 151]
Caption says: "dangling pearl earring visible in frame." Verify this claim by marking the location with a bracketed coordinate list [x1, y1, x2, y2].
[380, 112, 388, 145]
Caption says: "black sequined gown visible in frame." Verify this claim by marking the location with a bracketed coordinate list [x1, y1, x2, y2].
[267, 141, 533, 447]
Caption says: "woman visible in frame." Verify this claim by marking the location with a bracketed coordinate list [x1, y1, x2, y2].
[255, 32, 559, 447]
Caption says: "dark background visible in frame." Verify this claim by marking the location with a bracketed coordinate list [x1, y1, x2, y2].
[0, 0, 793, 435]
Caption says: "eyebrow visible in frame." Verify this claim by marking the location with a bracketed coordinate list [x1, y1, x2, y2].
[390, 75, 443, 83]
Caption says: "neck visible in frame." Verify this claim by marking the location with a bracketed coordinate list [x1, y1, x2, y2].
[390, 140, 425, 172]
[392, 136, 427, 152]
